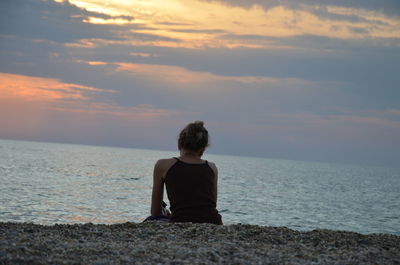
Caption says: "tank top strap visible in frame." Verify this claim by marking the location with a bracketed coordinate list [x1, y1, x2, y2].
[172, 157, 208, 165]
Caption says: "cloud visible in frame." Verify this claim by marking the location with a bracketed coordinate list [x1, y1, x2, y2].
[51, 0, 400, 51]
[0, 72, 116, 101]
[200, 0, 400, 18]
[0, 72, 176, 119]
[0, 71, 181, 148]
[1, 0, 398, 115]
[112, 61, 303, 86]
[2, 0, 398, 59]
[0, 0, 120, 43]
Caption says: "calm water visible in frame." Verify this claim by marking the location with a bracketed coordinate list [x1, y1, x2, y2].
[0, 139, 399, 235]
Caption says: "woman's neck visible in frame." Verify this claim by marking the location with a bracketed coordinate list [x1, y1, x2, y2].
[179, 149, 203, 162]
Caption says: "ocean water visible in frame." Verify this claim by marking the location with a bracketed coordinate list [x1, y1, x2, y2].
[0, 139, 399, 235]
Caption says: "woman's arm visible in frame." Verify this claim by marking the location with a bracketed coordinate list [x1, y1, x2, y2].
[150, 160, 165, 216]
[209, 162, 218, 202]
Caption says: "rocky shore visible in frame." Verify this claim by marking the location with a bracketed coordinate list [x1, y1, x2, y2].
[1, 222, 399, 264]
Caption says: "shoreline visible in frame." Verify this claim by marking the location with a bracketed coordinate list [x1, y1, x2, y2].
[1, 222, 399, 264]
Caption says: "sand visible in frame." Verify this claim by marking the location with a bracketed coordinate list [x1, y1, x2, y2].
[1, 222, 399, 264]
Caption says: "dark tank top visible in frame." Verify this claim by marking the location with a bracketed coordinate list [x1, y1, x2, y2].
[164, 158, 222, 225]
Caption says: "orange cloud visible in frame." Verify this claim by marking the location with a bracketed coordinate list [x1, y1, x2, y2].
[0, 72, 116, 138]
[63, 0, 400, 49]
[0, 72, 177, 121]
[86, 61, 108, 66]
[83, 16, 137, 25]
[112, 62, 314, 89]
[0, 72, 179, 142]
[0, 72, 115, 102]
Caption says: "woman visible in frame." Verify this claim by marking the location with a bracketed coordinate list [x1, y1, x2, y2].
[148, 121, 222, 224]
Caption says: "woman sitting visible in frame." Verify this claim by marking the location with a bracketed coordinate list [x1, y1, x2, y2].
[148, 121, 222, 225]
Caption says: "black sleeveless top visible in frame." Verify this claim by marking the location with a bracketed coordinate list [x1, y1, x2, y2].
[164, 158, 222, 225]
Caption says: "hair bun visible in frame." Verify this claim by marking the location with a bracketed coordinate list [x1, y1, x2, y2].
[193, 121, 204, 127]
[190, 121, 204, 130]
[178, 120, 209, 151]
[187, 121, 205, 135]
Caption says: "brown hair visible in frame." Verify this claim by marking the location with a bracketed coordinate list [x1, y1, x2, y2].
[178, 121, 209, 151]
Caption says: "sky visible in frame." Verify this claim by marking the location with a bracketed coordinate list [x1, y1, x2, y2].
[0, 0, 399, 168]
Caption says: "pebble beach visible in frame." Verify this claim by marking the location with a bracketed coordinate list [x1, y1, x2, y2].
[1, 222, 399, 264]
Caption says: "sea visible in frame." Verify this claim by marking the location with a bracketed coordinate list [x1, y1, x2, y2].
[0, 139, 399, 235]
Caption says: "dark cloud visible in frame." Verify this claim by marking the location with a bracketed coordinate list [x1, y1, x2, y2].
[200, 0, 400, 18]
[0, 0, 179, 79]
[157, 22, 194, 26]
[0, 0, 137, 43]
[139, 44, 400, 104]
[348, 26, 369, 34]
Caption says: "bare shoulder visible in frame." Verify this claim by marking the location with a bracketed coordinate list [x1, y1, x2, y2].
[156, 158, 177, 166]
[207, 161, 218, 176]
[155, 158, 177, 177]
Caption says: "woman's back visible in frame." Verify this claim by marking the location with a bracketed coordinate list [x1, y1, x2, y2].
[149, 121, 222, 224]
[164, 158, 222, 224]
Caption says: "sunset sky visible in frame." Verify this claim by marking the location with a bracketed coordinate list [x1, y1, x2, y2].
[1, 0, 399, 167]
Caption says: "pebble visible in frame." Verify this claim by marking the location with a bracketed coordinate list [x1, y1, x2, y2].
[0, 222, 399, 264]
